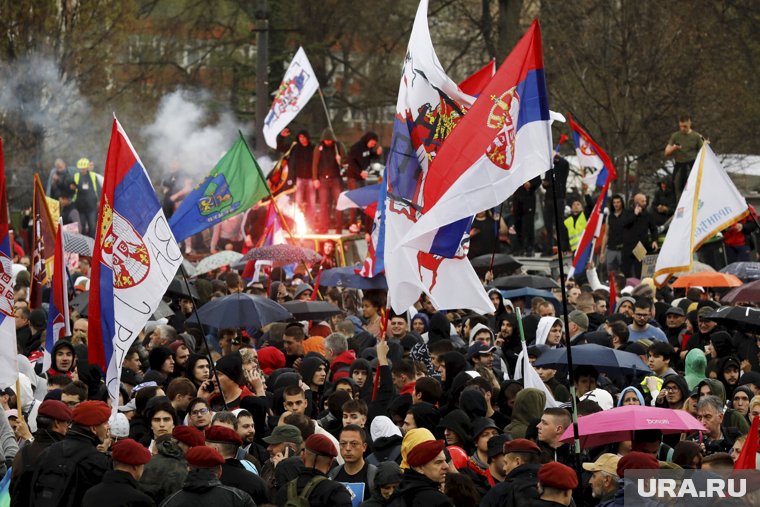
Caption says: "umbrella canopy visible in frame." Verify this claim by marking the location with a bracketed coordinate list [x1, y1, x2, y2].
[560, 405, 706, 448]
[165, 278, 200, 300]
[71, 291, 173, 320]
[282, 300, 343, 320]
[533, 344, 651, 376]
[191, 293, 292, 329]
[670, 272, 742, 288]
[194, 251, 243, 276]
[242, 244, 322, 267]
[180, 259, 197, 277]
[707, 306, 760, 332]
[720, 262, 760, 282]
[319, 266, 388, 289]
[491, 274, 559, 290]
[722, 279, 760, 303]
[499, 288, 560, 313]
[470, 254, 522, 277]
[673, 261, 715, 276]
[62, 230, 95, 256]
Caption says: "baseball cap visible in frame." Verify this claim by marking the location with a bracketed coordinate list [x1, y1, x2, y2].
[583, 453, 620, 477]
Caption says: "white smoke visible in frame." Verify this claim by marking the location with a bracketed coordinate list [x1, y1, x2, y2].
[143, 89, 247, 181]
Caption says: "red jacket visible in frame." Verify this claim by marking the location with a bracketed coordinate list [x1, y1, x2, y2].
[330, 350, 357, 382]
[723, 206, 757, 247]
[400, 381, 416, 396]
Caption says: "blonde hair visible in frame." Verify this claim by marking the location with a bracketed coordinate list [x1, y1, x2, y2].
[749, 395, 760, 412]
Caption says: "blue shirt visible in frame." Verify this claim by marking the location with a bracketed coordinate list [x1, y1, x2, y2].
[628, 324, 668, 343]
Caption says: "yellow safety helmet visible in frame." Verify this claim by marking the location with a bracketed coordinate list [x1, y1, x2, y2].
[76, 158, 91, 169]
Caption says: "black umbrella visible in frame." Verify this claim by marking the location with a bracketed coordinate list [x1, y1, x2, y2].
[281, 300, 343, 320]
[707, 306, 760, 332]
[165, 278, 199, 300]
[470, 254, 522, 277]
[71, 291, 173, 320]
[491, 274, 559, 290]
[533, 344, 651, 376]
[191, 293, 292, 329]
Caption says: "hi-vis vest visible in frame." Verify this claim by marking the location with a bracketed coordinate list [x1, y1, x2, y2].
[564, 213, 587, 252]
[73, 171, 99, 202]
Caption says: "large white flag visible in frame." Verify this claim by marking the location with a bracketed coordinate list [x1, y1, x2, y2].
[654, 143, 748, 287]
[263, 47, 319, 149]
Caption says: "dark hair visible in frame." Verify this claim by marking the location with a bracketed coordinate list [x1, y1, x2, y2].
[283, 413, 314, 439]
[678, 115, 692, 123]
[166, 377, 196, 400]
[647, 342, 674, 364]
[211, 411, 237, 427]
[48, 375, 73, 388]
[135, 386, 162, 415]
[632, 429, 663, 443]
[362, 289, 386, 309]
[225, 272, 242, 290]
[390, 311, 408, 323]
[283, 325, 305, 341]
[340, 424, 367, 442]
[444, 473, 481, 507]
[428, 340, 454, 355]
[187, 397, 210, 412]
[283, 385, 306, 398]
[415, 377, 443, 404]
[577, 399, 603, 416]
[342, 399, 368, 416]
[467, 314, 488, 329]
[609, 321, 630, 344]
[147, 400, 179, 428]
[673, 441, 702, 469]
[392, 359, 416, 379]
[62, 381, 88, 402]
[634, 298, 652, 311]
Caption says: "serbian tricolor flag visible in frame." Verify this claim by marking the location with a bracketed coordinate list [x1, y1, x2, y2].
[43, 218, 70, 371]
[401, 20, 552, 264]
[379, 0, 491, 313]
[257, 200, 287, 247]
[572, 119, 609, 191]
[88, 118, 182, 408]
[458, 60, 496, 97]
[0, 139, 18, 387]
[337, 183, 381, 219]
[567, 116, 617, 279]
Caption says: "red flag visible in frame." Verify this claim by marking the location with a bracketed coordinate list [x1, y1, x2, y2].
[734, 415, 759, 469]
[30, 174, 57, 308]
[458, 59, 496, 96]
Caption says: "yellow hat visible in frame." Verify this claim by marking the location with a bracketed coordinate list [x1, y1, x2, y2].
[400, 428, 434, 469]
[582, 453, 621, 477]
[76, 158, 91, 169]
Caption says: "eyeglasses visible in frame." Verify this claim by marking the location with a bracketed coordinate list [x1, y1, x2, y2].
[190, 408, 209, 416]
[664, 386, 680, 393]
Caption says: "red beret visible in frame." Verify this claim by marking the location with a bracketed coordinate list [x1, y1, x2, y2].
[186, 446, 226, 468]
[407, 439, 445, 468]
[538, 462, 578, 491]
[205, 425, 243, 447]
[257, 346, 286, 375]
[112, 438, 152, 466]
[38, 400, 73, 422]
[172, 425, 205, 448]
[304, 434, 338, 458]
[503, 438, 541, 455]
[617, 451, 659, 478]
[72, 400, 111, 426]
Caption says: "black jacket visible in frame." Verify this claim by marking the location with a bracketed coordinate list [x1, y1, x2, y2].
[621, 208, 658, 251]
[83, 470, 155, 507]
[347, 132, 380, 180]
[10, 428, 65, 507]
[273, 467, 353, 507]
[160, 468, 255, 507]
[386, 468, 453, 507]
[480, 463, 541, 507]
[606, 210, 630, 250]
[30, 425, 111, 507]
[138, 437, 187, 504]
[220, 458, 270, 505]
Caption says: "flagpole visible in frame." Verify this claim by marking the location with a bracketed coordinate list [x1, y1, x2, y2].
[549, 163, 582, 465]
[178, 264, 228, 410]
[317, 88, 334, 133]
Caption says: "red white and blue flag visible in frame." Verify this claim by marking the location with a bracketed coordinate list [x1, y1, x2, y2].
[401, 21, 553, 263]
[567, 115, 617, 279]
[43, 218, 70, 371]
[571, 117, 608, 190]
[380, 0, 492, 313]
[0, 139, 18, 387]
[358, 169, 387, 278]
[258, 200, 286, 247]
[88, 119, 182, 408]
[337, 183, 381, 219]
[458, 59, 496, 97]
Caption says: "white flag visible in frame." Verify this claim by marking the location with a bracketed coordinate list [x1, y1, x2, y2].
[263, 47, 319, 149]
[654, 143, 748, 287]
[514, 341, 558, 409]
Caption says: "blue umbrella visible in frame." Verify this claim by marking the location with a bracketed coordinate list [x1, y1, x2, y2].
[319, 266, 388, 290]
[192, 293, 292, 329]
[499, 288, 560, 313]
[533, 344, 651, 376]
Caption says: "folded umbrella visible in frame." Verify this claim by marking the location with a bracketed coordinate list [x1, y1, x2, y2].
[470, 254, 522, 277]
[190, 293, 292, 329]
[194, 251, 243, 276]
[492, 274, 559, 290]
[319, 266, 387, 290]
[533, 343, 651, 376]
[281, 300, 343, 320]
[722, 279, 760, 304]
[560, 405, 706, 448]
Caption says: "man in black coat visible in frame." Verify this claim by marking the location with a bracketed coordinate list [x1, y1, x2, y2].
[387, 439, 453, 507]
[620, 193, 659, 278]
[542, 154, 570, 255]
[82, 439, 155, 507]
[513, 176, 541, 256]
[10, 400, 72, 507]
[346, 131, 382, 229]
[480, 438, 542, 507]
[205, 425, 270, 505]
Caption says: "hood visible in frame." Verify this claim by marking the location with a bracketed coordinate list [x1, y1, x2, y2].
[684, 349, 707, 390]
[439, 409, 472, 445]
[511, 388, 546, 425]
[320, 128, 336, 142]
[411, 313, 429, 333]
[487, 288, 506, 315]
[371, 415, 402, 441]
[698, 378, 726, 405]
[617, 386, 646, 406]
[469, 323, 495, 346]
[441, 352, 468, 392]
[332, 349, 357, 368]
[301, 354, 329, 386]
[374, 461, 402, 489]
[661, 374, 689, 402]
[459, 389, 487, 419]
[428, 312, 451, 344]
[156, 435, 184, 460]
[534, 317, 562, 346]
[409, 402, 441, 434]
[361, 131, 379, 147]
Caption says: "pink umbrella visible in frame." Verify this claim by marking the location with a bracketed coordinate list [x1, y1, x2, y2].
[560, 406, 706, 448]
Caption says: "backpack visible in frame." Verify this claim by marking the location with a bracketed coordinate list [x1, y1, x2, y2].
[31, 445, 92, 507]
[285, 475, 327, 507]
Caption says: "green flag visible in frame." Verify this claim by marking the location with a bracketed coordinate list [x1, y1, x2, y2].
[169, 134, 270, 242]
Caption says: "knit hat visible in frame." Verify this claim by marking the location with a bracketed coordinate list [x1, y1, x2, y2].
[400, 428, 435, 469]
[173, 425, 206, 448]
[112, 438, 152, 466]
[487, 434, 511, 459]
[148, 346, 173, 371]
[304, 434, 338, 458]
[407, 439, 445, 467]
[72, 400, 111, 426]
[186, 446, 225, 468]
[109, 413, 130, 439]
[293, 284, 313, 299]
[215, 353, 243, 384]
[568, 310, 589, 330]
[37, 399, 72, 422]
[257, 346, 286, 375]
[205, 425, 243, 447]
[538, 461, 578, 490]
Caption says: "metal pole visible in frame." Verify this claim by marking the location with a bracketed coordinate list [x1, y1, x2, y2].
[254, 0, 269, 154]
[317, 88, 334, 133]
